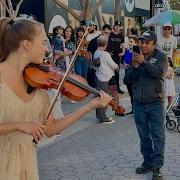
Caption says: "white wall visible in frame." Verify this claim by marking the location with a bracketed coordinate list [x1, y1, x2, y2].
[135, 0, 150, 10]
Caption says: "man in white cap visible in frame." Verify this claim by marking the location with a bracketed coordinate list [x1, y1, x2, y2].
[157, 22, 177, 60]
[86, 21, 101, 42]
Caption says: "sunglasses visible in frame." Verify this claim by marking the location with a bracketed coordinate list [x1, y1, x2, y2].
[163, 28, 172, 31]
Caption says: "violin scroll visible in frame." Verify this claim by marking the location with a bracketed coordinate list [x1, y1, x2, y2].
[109, 100, 125, 115]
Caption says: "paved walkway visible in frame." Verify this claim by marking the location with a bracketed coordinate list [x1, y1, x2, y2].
[38, 75, 180, 180]
[38, 113, 180, 180]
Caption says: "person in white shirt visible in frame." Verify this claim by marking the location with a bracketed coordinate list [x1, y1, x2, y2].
[86, 21, 101, 42]
[95, 51, 118, 83]
[94, 35, 120, 123]
[157, 22, 177, 60]
[165, 57, 176, 108]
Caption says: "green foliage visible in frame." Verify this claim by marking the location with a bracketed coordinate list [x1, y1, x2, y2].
[170, 0, 180, 10]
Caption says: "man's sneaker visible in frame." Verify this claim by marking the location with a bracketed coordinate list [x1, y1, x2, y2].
[136, 163, 153, 174]
[152, 168, 163, 180]
[102, 117, 115, 124]
[125, 111, 133, 115]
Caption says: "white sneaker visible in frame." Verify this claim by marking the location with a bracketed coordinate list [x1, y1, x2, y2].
[102, 117, 115, 124]
[70, 100, 77, 103]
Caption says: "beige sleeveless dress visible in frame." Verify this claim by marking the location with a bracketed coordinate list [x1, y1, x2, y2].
[0, 82, 50, 180]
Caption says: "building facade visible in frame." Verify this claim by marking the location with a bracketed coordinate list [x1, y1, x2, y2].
[0, 0, 151, 34]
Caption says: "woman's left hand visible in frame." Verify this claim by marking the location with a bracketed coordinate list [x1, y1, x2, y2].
[91, 91, 112, 108]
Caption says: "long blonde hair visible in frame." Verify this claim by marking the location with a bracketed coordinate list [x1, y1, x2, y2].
[0, 17, 43, 62]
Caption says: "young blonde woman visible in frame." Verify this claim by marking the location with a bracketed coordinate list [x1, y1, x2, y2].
[0, 17, 112, 180]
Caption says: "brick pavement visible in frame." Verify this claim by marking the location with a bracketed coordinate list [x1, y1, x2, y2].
[38, 113, 180, 180]
[38, 75, 180, 180]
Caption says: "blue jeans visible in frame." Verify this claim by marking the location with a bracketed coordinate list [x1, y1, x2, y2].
[134, 101, 165, 168]
[75, 56, 89, 79]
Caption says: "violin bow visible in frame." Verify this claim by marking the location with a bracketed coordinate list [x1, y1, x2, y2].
[44, 22, 90, 125]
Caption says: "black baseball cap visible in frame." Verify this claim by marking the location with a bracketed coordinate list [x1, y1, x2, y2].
[80, 20, 86, 26]
[80, 20, 95, 26]
[114, 20, 121, 26]
[139, 30, 157, 43]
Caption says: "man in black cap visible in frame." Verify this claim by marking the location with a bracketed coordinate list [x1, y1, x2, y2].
[124, 30, 168, 180]
[80, 20, 87, 30]
[107, 20, 125, 94]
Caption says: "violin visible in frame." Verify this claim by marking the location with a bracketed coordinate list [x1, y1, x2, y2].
[28, 25, 124, 146]
[23, 63, 125, 114]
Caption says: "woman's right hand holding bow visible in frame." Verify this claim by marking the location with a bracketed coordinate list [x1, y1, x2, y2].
[16, 122, 46, 143]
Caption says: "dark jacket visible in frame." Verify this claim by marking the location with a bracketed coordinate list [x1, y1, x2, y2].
[124, 49, 168, 104]
[87, 36, 99, 54]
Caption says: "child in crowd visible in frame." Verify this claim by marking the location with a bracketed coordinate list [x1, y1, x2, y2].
[165, 57, 176, 108]
[94, 35, 119, 123]
[123, 35, 139, 114]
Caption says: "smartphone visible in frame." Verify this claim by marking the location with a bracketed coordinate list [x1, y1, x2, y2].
[133, 45, 141, 54]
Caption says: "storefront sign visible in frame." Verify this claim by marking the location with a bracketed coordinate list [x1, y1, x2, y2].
[155, 0, 164, 8]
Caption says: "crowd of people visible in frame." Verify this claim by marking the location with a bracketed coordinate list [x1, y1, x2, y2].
[47, 19, 177, 180]
[47, 19, 177, 118]
[0, 13, 178, 180]
[46, 20, 129, 123]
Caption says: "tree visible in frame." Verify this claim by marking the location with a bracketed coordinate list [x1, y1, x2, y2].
[0, 0, 23, 18]
[52, 0, 104, 21]
[114, 0, 121, 22]
[170, 0, 180, 10]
